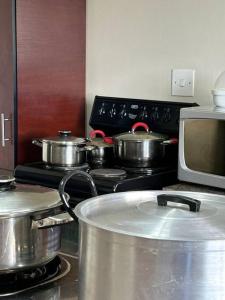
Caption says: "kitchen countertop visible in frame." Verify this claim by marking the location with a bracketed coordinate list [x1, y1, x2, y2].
[164, 181, 225, 194]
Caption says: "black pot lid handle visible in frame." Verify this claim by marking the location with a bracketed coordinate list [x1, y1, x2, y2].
[157, 194, 201, 212]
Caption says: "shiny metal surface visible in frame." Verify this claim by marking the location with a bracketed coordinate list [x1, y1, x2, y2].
[0, 256, 71, 297]
[0, 181, 76, 271]
[87, 139, 114, 167]
[114, 124, 169, 167]
[0, 113, 11, 147]
[33, 131, 88, 167]
[33, 212, 74, 229]
[114, 138, 166, 167]
[76, 191, 225, 300]
[89, 168, 127, 180]
[3, 253, 79, 300]
[45, 163, 89, 172]
[42, 142, 87, 166]
[0, 183, 61, 218]
[0, 216, 61, 271]
[115, 130, 167, 141]
[41, 131, 86, 145]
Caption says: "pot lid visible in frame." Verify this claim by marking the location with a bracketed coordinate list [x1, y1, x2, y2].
[114, 122, 167, 142]
[88, 138, 113, 148]
[0, 183, 62, 218]
[42, 131, 86, 145]
[114, 131, 167, 142]
[75, 191, 225, 242]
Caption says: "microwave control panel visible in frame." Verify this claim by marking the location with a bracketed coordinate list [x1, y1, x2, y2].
[89, 96, 197, 136]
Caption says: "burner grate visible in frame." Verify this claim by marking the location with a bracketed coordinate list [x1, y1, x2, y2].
[0, 256, 70, 297]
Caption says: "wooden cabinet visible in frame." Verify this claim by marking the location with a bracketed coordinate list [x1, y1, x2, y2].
[0, 0, 86, 170]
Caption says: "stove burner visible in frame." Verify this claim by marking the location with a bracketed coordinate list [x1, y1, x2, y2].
[121, 165, 173, 175]
[0, 256, 70, 297]
[45, 163, 89, 172]
[89, 168, 127, 180]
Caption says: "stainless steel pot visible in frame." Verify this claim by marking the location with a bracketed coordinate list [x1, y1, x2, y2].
[32, 130, 90, 167]
[87, 130, 114, 167]
[114, 122, 177, 167]
[0, 171, 97, 272]
[70, 190, 225, 300]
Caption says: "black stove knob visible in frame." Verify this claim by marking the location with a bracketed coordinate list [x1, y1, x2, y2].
[151, 106, 160, 121]
[109, 104, 117, 118]
[99, 103, 106, 116]
[162, 108, 171, 123]
[139, 106, 148, 120]
[120, 104, 127, 119]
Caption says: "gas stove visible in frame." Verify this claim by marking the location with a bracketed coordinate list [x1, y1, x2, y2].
[14, 96, 197, 204]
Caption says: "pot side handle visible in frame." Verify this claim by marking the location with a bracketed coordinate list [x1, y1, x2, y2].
[157, 194, 201, 212]
[162, 138, 178, 145]
[59, 170, 98, 221]
[90, 130, 106, 139]
[32, 139, 43, 147]
[32, 211, 75, 229]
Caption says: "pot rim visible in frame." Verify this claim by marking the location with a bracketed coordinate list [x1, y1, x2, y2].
[42, 139, 87, 146]
[75, 190, 225, 242]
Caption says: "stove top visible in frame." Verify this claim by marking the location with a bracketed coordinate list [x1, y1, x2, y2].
[14, 162, 178, 204]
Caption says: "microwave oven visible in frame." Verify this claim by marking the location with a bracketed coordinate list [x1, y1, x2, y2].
[178, 106, 225, 189]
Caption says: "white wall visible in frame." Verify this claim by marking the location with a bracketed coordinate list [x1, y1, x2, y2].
[86, 0, 225, 130]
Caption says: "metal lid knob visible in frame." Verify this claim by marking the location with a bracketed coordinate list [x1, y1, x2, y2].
[58, 131, 72, 137]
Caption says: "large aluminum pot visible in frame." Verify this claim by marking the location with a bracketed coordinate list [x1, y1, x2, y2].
[69, 190, 225, 300]
[87, 130, 114, 167]
[113, 122, 177, 167]
[32, 130, 90, 167]
[0, 171, 97, 272]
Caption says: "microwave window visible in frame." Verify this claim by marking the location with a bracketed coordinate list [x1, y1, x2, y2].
[184, 119, 225, 176]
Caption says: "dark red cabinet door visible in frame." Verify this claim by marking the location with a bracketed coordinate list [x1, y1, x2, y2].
[0, 0, 15, 170]
[16, 0, 86, 164]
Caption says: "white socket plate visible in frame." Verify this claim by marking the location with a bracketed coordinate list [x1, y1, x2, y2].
[171, 69, 195, 97]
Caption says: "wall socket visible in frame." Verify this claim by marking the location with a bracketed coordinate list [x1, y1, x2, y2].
[171, 69, 195, 97]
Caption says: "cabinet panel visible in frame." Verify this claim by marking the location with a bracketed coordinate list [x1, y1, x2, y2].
[16, 0, 86, 163]
[0, 0, 15, 170]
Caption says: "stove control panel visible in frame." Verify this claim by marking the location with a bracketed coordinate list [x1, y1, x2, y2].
[90, 96, 198, 135]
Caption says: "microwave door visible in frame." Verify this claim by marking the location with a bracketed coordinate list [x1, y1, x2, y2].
[179, 118, 225, 189]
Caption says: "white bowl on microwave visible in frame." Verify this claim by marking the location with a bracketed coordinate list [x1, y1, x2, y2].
[212, 89, 225, 107]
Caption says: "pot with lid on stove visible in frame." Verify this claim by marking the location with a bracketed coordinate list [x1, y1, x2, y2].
[0, 171, 97, 272]
[32, 130, 93, 167]
[86, 130, 114, 167]
[59, 187, 225, 300]
[113, 122, 178, 167]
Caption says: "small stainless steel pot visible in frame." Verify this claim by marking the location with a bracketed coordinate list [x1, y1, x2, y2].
[0, 171, 97, 272]
[70, 190, 225, 300]
[114, 122, 177, 167]
[32, 130, 90, 167]
[86, 130, 114, 167]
